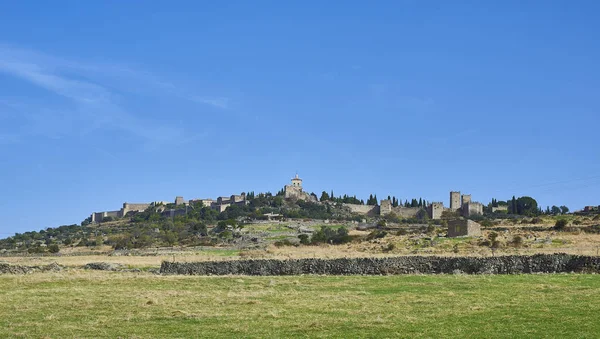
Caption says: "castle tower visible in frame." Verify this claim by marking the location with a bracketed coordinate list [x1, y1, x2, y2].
[462, 194, 472, 205]
[291, 173, 302, 189]
[428, 202, 444, 220]
[450, 191, 461, 210]
[380, 199, 392, 216]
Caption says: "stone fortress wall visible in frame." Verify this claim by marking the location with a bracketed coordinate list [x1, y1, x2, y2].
[90, 174, 485, 223]
[91, 193, 249, 223]
[343, 204, 379, 216]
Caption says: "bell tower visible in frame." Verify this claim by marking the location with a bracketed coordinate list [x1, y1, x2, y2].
[291, 173, 302, 188]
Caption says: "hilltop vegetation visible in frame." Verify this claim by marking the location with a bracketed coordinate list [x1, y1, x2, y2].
[1, 190, 596, 255]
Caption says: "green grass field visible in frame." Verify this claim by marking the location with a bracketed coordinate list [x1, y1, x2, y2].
[1, 272, 599, 338]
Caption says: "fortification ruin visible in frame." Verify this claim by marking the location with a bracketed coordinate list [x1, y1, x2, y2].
[89, 173, 485, 223]
[447, 219, 482, 237]
[90, 192, 249, 223]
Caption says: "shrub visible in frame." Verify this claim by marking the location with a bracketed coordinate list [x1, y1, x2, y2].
[47, 244, 60, 253]
[219, 230, 233, 239]
[573, 220, 582, 226]
[298, 234, 310, 245]
[274, 239, 296, 247]
[311, 226, 352, 245]
[396, 229, 408, 236]
[366, 230, 387, 241]
[479, 239, 491, 247]
[480, 220, 493, 228]
[383, 243, 395, 252]
[531, 217, 543, 224]
[426, 224, 436, 234]
[555, 219, 568, 231]
[511, 235, 523, 248]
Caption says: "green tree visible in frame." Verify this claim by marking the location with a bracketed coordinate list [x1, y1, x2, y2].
[516, 196, 538, 216]
[560, 206, 569, 214]
[554, 219, 568, 231]
[320, 191, 330, 202]
[510, 196, 517, 214]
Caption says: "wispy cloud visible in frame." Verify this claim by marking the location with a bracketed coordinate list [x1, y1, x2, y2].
[0, 45, 229, 147]
[191, 96, 230, 109]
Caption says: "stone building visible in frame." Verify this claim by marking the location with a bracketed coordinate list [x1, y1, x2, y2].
[284, 174, 317, 202]
[213, 193, 249, 212]
[447, 219, 482, 237]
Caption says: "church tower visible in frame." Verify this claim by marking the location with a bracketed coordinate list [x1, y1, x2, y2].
[291, 173, 303, 188]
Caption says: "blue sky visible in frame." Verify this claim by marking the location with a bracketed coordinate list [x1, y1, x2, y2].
[1, 1, 599, 235]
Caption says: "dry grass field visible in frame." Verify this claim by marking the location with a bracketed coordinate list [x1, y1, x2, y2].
[1, 270, 599, 338]
[2, 227, 600, 269]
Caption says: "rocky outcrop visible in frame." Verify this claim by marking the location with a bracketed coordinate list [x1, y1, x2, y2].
[160, 254, 600, 276]
[83, 262, 124, 271]
[0, 262, 62, 274]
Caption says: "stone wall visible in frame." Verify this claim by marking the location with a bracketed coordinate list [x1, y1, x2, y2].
[160, 254, 600, 275]
[91, 210, 120, 222]
[343, 203, 379, 216]
[122, 203, 151, 216]
[390, 206, 420, 218]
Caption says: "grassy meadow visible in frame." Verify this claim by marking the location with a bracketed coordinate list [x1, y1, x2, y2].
[1, 271, 599, 338]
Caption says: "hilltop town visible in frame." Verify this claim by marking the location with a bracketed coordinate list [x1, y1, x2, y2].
[1, 174, 598, 257]
[90, 174, 489, 223]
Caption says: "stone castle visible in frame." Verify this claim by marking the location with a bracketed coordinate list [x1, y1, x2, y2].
[90, 194, 249, 223]
[282, 174, 484, 219]
[90, 174, 483, 222]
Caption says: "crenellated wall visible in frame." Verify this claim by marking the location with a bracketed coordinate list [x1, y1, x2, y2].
[343, 203, 379, 216]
